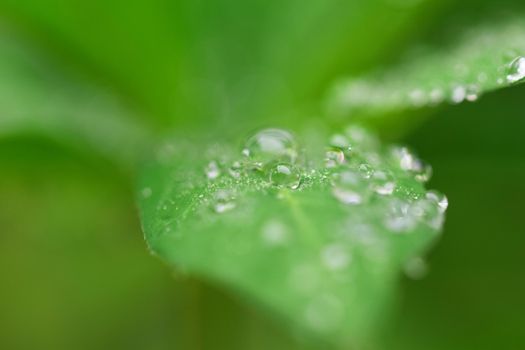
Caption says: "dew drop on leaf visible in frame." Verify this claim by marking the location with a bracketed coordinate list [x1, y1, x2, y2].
[213, 189, 236, 213]
[384, 198, 417, 232]
[506, 56, 525, 83]
[269, 163, 302, 190]
[426, 190, 449, 213]
[205, 160, 221, 180]
[331, 169, 364, 205]
[465, 84, 480, 102]
[243, 128, 298, 169]
[228, 161, 242, 179]
[451, 85, 466, 104]
[325, 147, 345, 168]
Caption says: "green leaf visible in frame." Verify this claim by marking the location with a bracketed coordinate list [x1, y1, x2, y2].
[327, 19, 525, 122]
[137, 126, 447, 346]
[0, 31, 152, 169]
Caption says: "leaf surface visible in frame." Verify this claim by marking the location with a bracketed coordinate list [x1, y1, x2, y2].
[328, 19, 525, 122]
[138, 126, 447, 345]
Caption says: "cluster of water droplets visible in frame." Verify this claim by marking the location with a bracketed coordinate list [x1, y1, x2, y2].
[330, 51, 525, 115]
[148, 126, 449, 335]
[199, 128, 312, 213]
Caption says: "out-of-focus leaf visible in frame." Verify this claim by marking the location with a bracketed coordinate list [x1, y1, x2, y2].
[137, 125, 447, 346]
[0, 0, 444, 128]
[327, 19, 525, 123]
[0, 31, 152, 169]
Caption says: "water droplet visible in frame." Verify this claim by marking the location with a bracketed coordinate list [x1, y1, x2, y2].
[358, 163, 374, 179]
[426, 190, 448, 213]
[404, 257, 428, 280]
[325, 147, 345, 168]
[321, 244, 351, 270]
[205, 161, 221, 180]
[141, 187, 152, 199]
[213, 189, 236, 213]
[392, 147, 431, 182]
[451, 85, 466, 104]
[261, 220, 288, 245]
[384, 198, 417, 232]
[243, 128, 298, 168]
[465, 84, 479, 102]
[269, 163, 301, 189]
[331, 170, 364, 205]
[506, 56, 525, 83]
[228, 161, 242, 179]
[408, 89, 427, 107]
[370, 170, 395, 195]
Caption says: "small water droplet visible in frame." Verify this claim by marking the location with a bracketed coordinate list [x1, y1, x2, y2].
[243, 128, 298, 168]
[324, 147, 345, 168]
[321, 244, 351, 270]
[384, 198, 417, 232]
[465, 84, 479, 102]
[141, 187, 152, 199]
[426, 190, 448, 213]
[506, 56, 525, 83]
[358, 163, 374, 179]
[269, 163, 301, 189]
[261, 219, 288, 245]
[370, 170, 395, 195]
[213, 189, 236, 213]
[228, 161, 242, 179]
[331, 170, 364, 205]
[205, 161, 221, 180]
[404, 257, 428, 280]
[392, 147, 431, 182]
[451, 85, 466, 104]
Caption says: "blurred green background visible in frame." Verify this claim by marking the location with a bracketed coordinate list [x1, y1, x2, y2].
[1, 0, 524, 349]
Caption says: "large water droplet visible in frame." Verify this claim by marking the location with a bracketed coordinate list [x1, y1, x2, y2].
[243, 128, 298, 169]
[269, 163, 301, 189]
[506, 56, 525, 83]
